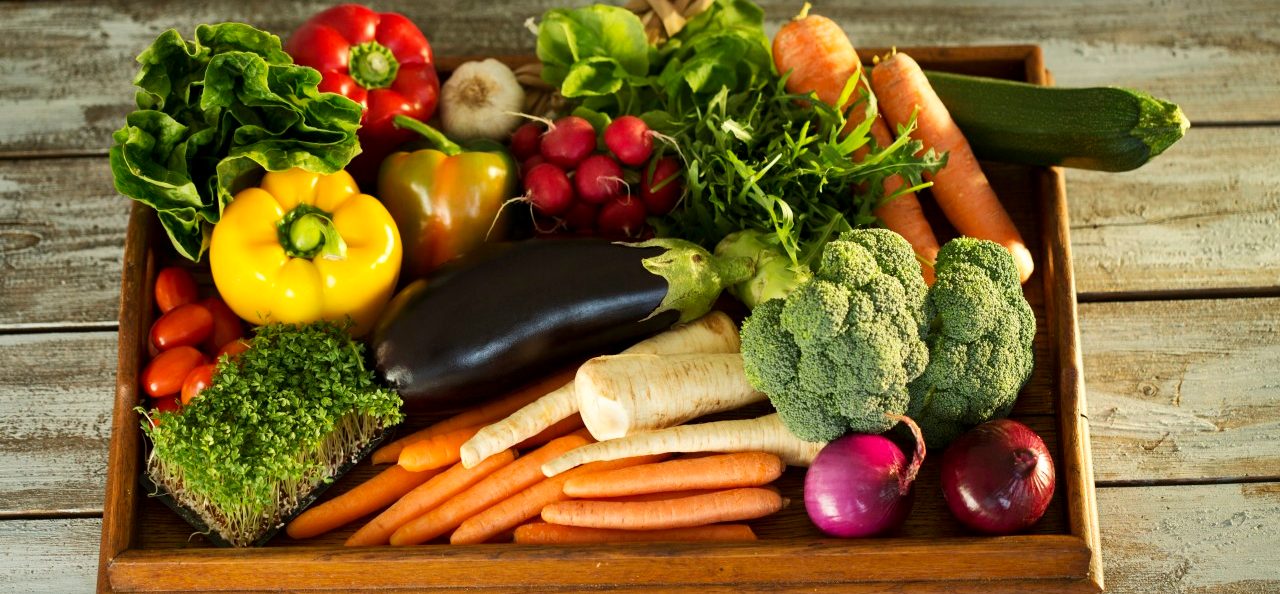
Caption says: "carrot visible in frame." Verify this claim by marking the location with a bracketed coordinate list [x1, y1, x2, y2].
[345, 449, 517, 547]
[449, 454, 667, 545]
[575, 353, 765, 441]
[285, 464, 439, 540]
[513, 522, 757, 545]
[772, 5, 939, 283]
[371, 364, 580, 465]
[390, 433, 591, 545]
[459, 312, 740, 468]
[513, 413, 584, 450]
[871, 51, 1034, 283]
[541, 487, 785, 531]
[397, 425, 482, 472]
[542, 413, 826, 477]
[562, 452, 783, 499]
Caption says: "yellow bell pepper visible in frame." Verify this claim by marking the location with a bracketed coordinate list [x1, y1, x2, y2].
[210, 168, 402, 336]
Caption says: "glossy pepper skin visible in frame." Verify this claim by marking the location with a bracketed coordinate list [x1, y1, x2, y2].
[210, 168, 402, 337]
[286, 4, 440, 184]
[379, 115, 516, 279]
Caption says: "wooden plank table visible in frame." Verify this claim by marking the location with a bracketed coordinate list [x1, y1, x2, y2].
[1, 1, 1276, 591]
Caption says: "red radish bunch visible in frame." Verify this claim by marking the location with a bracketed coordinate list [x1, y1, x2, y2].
[512, 115, 681, 240]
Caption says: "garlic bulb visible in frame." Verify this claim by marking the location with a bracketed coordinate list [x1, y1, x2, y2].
[439, 59, 526, 141]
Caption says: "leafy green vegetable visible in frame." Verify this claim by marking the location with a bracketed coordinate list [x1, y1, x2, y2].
[141, 321, 402, 546]
[536, 1, 944, 264]
[110, 23, 363, 261]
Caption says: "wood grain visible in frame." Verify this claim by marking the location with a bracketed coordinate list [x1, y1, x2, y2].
[1099, 482, 1280, 594]
[0, 518, 103, 593]
[0, 0, 1276, 157]
[1070, 127, 1280, 295]
[1081, 297, 1280, 485]
[0, 332, 115, 516]
[0, 158, 129, 330]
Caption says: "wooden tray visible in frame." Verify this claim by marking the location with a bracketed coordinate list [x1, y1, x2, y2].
[98, 45, 1103, 593]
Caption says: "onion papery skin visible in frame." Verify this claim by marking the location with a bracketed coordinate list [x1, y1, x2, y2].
[940, 419, 1056, 535]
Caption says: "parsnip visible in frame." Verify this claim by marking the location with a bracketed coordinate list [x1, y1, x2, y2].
[576, 353, 764, 440]
[542, 414, 828, 477]
[459, 312, 739, 468]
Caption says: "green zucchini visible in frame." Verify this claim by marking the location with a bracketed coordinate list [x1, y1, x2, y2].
[923, 70, 1189, 172]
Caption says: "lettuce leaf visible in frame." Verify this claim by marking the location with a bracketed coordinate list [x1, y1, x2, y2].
[109, 23, 362, 261]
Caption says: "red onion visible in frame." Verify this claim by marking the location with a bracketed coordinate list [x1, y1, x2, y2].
[803, 415, 925, 538]
[940, 419, 1055, 534]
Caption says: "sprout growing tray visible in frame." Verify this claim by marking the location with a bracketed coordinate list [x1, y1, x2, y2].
[99, 46, 1103, 593]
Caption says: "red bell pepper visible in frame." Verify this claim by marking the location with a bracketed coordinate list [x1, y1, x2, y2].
[286, 4, 440, 184]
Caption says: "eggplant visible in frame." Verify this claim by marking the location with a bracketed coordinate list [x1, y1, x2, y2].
[372, 238, 752, 412]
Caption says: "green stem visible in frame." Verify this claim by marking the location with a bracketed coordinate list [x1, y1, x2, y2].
[348, 41, 400, 90]
[277, 204, 347, 260]
[392, 115, 463, 156]
[633, 238, 755, 324]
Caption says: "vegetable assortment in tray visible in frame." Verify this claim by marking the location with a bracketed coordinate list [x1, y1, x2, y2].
[99, 0, 1190, 592]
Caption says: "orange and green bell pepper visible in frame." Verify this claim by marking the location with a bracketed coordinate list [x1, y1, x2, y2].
[379, 115, 516, 278]
[209, 168, 402, 336]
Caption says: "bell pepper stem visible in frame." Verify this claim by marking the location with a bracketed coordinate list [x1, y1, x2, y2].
[393, 115, 464, 156]
[348, 41, 400, 90]
[278, 205, 348, 261]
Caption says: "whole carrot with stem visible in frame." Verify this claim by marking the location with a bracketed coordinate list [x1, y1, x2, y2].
[513, 522, 757, 545]
[391, 433, 591, 545]
[345, 449, 517, 547]
[541, 487, 785, 531]
[449, 454, 667, 545]
[460, 312, 741, 468]
[542, 413, 825, 477]
[562, 452, 783, 499]
[398, 425, 482, 472]
[285, 464, 439, 540]
[772, 4, 940, 282]
[871, 51, 1034, 283]
[371, 364, 580, 465]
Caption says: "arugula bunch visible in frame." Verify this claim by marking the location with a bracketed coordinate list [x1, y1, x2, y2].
[110, 23, 363, 261]
[143, 321, 402, 546]
[537, 1, 943, 264]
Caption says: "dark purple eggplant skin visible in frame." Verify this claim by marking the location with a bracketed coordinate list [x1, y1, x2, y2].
[372, 239, 679, 413]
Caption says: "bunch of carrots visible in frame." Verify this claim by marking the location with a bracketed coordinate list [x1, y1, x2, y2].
[284, 329, 794, 545]
[773, 3, 1034, 284]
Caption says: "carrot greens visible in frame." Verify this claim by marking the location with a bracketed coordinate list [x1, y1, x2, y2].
[142, 321, 402, 546]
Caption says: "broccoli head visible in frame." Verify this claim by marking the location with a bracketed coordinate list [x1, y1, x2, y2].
[907, 237, 1036, 448]
[740, 229, 929, 442]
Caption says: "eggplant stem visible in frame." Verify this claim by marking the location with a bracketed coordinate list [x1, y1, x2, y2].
[885, 413, 925, 496]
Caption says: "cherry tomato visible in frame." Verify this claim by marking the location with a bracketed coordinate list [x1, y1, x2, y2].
[142, 346, 207, 398]
[150, 303, 213, 352]
[148, 396, 182, 427]
[215, 338, 251, 360]
[154, 267, 199, 313]
[200, 297, 244, 354]
[180, 363, 216, 405]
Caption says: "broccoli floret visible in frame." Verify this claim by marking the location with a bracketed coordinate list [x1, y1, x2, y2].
[907, 237, 1036, 448]
[740, 229, 929, 442]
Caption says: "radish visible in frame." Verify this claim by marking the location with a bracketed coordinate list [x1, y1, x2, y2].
[560, 200, 599, 232]
[523, 163, 575, 216]
[573, 154, 625, 204]
[510, 122, 544, 161]
[540, 116, 597, 168]
[640, 156, 682, 215]
[597, 194, 648, 239]
[604, 115, 654, 166]
[521, 154, 546, 176]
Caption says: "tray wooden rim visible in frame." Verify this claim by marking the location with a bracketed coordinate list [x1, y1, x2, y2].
[98, 44, 1102, 593]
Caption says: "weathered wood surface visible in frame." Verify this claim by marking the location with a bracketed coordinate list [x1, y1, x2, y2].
[0, 332, 115, 516]
[1081, 297, 1280, 485]
[4, 484, 1276, 593]
[0, 158, 128, 330]
[1070, 127, 1280, 296]
[0, 0, 1276, 157]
